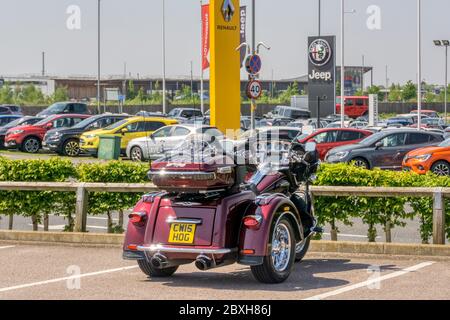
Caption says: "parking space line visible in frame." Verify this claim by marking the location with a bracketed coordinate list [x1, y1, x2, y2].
[303, 261, 435, 300]
[322, 233, 381, 239]
[0, 265, 139, 294]
[0, 246, 15, 250]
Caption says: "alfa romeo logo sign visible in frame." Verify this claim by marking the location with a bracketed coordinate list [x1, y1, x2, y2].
[222, 0, 235, 22]
[309, 39, 332, 67]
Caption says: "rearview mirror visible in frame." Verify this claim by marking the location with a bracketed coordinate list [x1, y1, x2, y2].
[375, 141, 383, 149]
[305, 142, 317, 153]
[120, 128, 128, 135]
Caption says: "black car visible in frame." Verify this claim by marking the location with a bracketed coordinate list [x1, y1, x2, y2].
[0, 116, 44, 149]
[0, 104, 23, 115]
[325, 129, 444, 170]
[37, 102, 90, 117]
[43, 114, 129, 156]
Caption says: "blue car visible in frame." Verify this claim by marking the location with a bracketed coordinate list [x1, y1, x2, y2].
[0, 115, 22, 127]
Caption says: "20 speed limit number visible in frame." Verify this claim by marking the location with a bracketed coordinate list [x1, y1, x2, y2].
[246, 80, 263, 100]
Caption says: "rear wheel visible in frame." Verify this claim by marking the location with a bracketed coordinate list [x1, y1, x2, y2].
[352, 157, 369, 169]
[21, 137, 40, 153]
[130, 146, 144, 162]
[62, 139, 80, 157]
[251, 216, 296, 284]
[431, 161, 450, 176]
[137, 260, 178, 278]
[295, 237, 311, 262]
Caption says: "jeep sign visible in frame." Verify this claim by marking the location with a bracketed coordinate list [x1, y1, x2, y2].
[308, 36, 336, 118]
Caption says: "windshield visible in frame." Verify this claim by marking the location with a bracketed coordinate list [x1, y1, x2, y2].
[439, 139, 450, 147]
[104, 119, 127, 130]
[43, 103, 66, 114]
[167, 109, 178, 117]
[3, 118, 25, 128]
[358, 132, 385, 145]
[72, 116, 98, 129]
[34, 115, 58, 126]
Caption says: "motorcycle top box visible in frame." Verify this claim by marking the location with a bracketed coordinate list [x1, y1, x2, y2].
[149, 137, 237, 193]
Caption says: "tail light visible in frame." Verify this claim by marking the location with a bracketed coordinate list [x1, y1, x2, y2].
[243, 215, 262, 230]
[128, 212, 147, 225]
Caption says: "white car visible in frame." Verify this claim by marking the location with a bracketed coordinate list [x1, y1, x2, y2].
[126, 124, 223, 162]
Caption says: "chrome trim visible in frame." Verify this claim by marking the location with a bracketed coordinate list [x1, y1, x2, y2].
[166, 218, 203, 225]
[148, 171, 216, 180]
[137, 245, 237, 255]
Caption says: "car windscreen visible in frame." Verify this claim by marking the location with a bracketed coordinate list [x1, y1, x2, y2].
[358, 131, 386, 145]
[104, 119, 128, 130]
[34, 116, 58, 126]
[71, 116, 99, 129]
[43, 103, 66, 114]
[3, 118, 24, 128]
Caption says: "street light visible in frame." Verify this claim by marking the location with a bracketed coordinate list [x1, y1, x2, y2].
[97, 0, 101, 114]
[417, 0, 422, 130]
[340, 0, 356, 128]
[162, 0, 167, 114]
[434, 40, 449, 122]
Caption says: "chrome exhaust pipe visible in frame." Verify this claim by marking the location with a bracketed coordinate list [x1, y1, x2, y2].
[150, 253, 168, 269]
[194, 255, 213, 271]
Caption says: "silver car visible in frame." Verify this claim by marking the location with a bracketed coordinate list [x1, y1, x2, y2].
[126, 124, 223, 162]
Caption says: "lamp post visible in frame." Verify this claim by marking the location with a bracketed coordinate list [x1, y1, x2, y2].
[162, 0, 167, 114]
[417, 0, 422, 130]
[434, 40, 449, 122]
[97, 0, 101, 114]
[340, 0, 356, 128]
[318, 0, 321, 36]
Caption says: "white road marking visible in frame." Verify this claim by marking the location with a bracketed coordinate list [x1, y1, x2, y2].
[0, 265, 139, 294]
[87, 225, 108, 230]
[27, 224, 108, 231]
[87, 217, 118, 221]
[322, 233, 381, 239]
[0, 246, 15, 250]
[304, 261, 435, 300]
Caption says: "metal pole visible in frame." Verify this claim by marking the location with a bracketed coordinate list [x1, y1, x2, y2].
[318, 0, 321, 36]
[251, 0, 256, 130]
[445, 45, 448, 122]
[317, 96, 321, 129]
[42, 52, 45, 77]
[340, 0, 345, 128]
[361, 55, 365, 92]
[190, 61, 194, 104]
[162, 0, 167, 114]
[385, 65, 388, 102]
[97, 0, 101, 114]
[417, 0, 422, 130]
[200, 0, 205, 114]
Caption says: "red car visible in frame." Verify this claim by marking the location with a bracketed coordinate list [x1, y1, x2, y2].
[297, 128, 373, 160]
[336, 96, 369, 119]
[5, 114, 91, 153]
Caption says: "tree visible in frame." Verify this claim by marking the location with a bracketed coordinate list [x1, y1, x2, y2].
[0, 83, 14, 104]
[388, 84, 402, 102]
[335, 81, 341, 95]
[127, 80, 136, 100]
[367, 85, 384, 101]
[50, 86, 69, 103]
[402, 81, 417, 101]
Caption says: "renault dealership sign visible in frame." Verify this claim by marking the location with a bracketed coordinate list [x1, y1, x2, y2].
[308, 36, 336, 117]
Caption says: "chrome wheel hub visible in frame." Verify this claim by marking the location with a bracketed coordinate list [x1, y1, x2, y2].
[433, 164, 450, 176]
[65, 141, 79, 156]
[131, 148, 142, 161]
[271, 222, 291, 272]
[25, 139, 39, 153]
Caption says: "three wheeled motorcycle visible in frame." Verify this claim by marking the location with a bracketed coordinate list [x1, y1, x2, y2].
[123, 136, 321, 283]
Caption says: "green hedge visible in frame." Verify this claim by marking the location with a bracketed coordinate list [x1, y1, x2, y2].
[0, 157, 448, 242]
[314, 163, 450, 243]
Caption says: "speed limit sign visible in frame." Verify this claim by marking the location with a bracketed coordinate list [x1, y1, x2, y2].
[246, 80, 263, 100]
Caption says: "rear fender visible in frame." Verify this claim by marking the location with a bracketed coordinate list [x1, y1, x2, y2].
[238, 194, 303, 264]
[123, 192, 166, 260]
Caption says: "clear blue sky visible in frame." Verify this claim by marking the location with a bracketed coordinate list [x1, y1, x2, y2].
[0, 0, 448, 86]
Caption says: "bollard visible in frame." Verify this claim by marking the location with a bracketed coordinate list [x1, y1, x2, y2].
[74, 184, 89, 233]
[432, 188, 446, 245]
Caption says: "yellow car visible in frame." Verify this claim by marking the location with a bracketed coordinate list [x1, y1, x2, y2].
[79, 116, 178, 156]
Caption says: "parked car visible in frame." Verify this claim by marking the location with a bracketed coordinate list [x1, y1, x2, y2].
[402, 139, 450, 176]
[167, 108, 203, 120]
[5, 114, 91, 153]
[324, 114, 351, 123]
[410, 109, 439, 118]
[325, 129, 444, 170]
[79, 116, 178, 157]
[257, 117, 294, 127]
[126, 125, 223, 162]
[0, 115, 22, 127]
[0, 105, 23, 115]
[135, 111, 166, 117]
[36, 102, 90, 117]
[43, 113, 130, 156]
[414, 117, 447, 130]
[336, 96, 369, 118]
[386, 116, 414, 127]
[349, 121, 369, 129]
[269, 106, 311, 120]
[297, 128, 373, 160]
[0, 116, 44, 149]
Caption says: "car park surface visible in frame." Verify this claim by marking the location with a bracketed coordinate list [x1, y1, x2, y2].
[326, 129, 444, 170]
[0, 244, 447, 300]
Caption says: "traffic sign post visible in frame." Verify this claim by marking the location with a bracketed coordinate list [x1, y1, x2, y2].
[245, 54, 262, 75]
[246, 80, 263, 100]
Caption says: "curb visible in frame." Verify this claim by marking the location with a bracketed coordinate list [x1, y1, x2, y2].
[1, 230, 449, 257]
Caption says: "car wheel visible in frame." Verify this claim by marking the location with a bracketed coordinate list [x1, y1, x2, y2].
[21, 137, 41, 153]
[137, 260, 178, 278]
[130, 146, 144, 162]
[295, 237, 311, 263]
[251, 216, 296, 284]
[431, 161, 450, 176]
[62, 139, 80, 157]
[352, 157, 370, 170]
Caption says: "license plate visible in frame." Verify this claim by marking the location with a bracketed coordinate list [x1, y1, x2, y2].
[168, 223, 196, 244]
